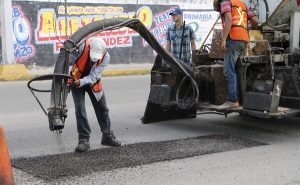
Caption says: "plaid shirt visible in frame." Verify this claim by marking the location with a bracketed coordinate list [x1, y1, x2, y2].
[166, 24, 195, 64]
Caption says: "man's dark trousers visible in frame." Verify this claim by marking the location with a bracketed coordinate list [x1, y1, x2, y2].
[71, 85, 111, 140]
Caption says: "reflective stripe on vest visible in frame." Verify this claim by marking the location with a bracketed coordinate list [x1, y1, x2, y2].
[69, 39, 107, 93]
[229, 0, 250, 42]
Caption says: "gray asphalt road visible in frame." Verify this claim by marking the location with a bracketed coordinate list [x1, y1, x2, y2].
[1, 75, 300, 185]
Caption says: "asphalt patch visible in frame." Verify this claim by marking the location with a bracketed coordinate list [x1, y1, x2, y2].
[12, 134, 266, 181]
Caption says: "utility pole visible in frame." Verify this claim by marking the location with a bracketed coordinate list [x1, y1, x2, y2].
[0, 0, 15, 64]
[290, 11, 300, 53]
[0, 0, 28, 80]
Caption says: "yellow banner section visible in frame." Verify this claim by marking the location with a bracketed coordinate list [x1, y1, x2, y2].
[37, 10, 135, 38]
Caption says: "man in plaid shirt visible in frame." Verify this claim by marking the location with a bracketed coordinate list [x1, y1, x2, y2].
[166, 7, 196, 64]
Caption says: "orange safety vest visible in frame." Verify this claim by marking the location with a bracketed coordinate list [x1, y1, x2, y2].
[223, 0, 250, 42]
[69, 39, 107, 93]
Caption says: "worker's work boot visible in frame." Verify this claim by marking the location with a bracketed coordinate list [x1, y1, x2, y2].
[216, 101, 239, 110]
[101, 132, 121, 147]
[75, 138, 90, 152]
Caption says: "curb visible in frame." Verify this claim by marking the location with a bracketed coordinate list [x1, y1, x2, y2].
[0, 64, 30, 81]
[102, 68, 151, 77]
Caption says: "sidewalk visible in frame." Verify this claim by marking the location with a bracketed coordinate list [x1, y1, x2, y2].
[1, 63, 153, 81]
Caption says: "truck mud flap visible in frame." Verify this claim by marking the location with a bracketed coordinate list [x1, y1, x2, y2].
[142, 101, 196, 124]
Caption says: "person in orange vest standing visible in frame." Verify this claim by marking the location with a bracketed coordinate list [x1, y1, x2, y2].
[69, 37, 121, 152]
[213, 0, 261, 109]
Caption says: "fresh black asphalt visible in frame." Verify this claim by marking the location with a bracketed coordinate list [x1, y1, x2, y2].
[12, 134, 266, 181]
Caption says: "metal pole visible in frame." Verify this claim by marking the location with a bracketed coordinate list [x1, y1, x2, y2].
[290, 11, 300, 53]
[0, 0, 15, 64]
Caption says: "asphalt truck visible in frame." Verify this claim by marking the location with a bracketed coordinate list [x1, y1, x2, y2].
[28, 0, 300, 131]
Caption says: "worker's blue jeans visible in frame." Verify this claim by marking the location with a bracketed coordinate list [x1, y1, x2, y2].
[223, 39, 247, 102]
[71, 85, 111, 140]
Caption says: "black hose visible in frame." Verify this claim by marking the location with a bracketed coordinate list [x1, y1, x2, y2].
[48, 18, 200, 130]
[51, 49, 67, 107]
[263, 0, 290, 30]
[66, 18, 194, 75]
[262, 0, 269, 19]
[48, 49, 68, 131]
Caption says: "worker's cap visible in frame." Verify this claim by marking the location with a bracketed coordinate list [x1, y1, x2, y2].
[169, 7, 182, 15]
[90, 37, 107, 60]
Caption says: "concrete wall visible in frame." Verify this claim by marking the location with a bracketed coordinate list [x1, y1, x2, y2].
[1, 0, 218, 66]
[11, 2, 176, 66]
[0, 0, 287, 66]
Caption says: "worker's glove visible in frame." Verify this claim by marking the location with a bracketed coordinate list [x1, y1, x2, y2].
[256, 23, 263, 30]
[73, 80, 80, 88]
